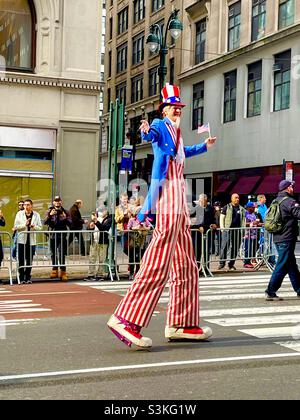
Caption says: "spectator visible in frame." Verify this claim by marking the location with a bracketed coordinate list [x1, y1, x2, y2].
[191, 194, 216, 272]
[243, 201, 263, 269]
[14, 199, 42, 284]
[84, 209, 112, 281]
[213, 201, 222, 256]
[127, 206, 152, 280]
[69, 199, 86, 256]
[44, 196, 72, 282]
[115, 192, 132, 257]
[0, 209, 5, 269]
[256, 194, 268, 221]
[265, 180, 300, 301]
[12, 201, 24, 259]
[256, 194, 276, 267]
[218, 193, 246, 271]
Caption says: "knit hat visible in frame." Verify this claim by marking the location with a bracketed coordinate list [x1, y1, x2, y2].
[278, 180, 295, 191]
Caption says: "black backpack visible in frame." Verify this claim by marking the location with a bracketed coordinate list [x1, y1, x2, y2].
[264, 197, 289, 233]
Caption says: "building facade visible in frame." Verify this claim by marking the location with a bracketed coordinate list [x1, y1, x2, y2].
[0, 0, 103, 229]
[100, 0, 184, 198]
[101, 0, 300, 207]
[180, 0, 300, 204]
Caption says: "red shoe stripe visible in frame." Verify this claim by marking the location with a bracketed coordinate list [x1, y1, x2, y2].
[124, 327, 142, 339]
[182, 327, 204, 335]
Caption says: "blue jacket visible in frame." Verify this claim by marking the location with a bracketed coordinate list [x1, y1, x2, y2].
[137, 117, 208, 222]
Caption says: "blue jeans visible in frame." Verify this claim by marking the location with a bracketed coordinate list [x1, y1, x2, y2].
[266, 241, 300, 296]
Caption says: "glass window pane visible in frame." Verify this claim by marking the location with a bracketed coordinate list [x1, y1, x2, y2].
[0, 0, 33, 70]
[281, 82, 290, 108]
[274, 86, 282, 111]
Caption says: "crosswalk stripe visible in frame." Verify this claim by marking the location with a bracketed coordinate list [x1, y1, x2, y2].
[275, 341, 300, 352]
[206, 314, 300, 327]
[238, 326, 299, 338]
[201, 305, 300, 317]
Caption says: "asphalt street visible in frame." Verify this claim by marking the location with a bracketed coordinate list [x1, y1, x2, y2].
[0, 273, 300, 401]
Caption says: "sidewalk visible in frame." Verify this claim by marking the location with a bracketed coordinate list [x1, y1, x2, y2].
[0, 252, 271, 285]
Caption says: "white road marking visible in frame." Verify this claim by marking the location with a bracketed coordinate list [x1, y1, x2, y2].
[0, 352, 299, 383]
[0, 318, 40, 326]
[275, 341, 300, 352]
[207, 314, 300, 327]
[0, 308, 51, 314]
[201, 305, 300, 317]
[239, 326, 297, 338]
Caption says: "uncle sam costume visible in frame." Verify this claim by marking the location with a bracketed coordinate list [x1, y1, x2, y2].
[107, 84, 213, 348]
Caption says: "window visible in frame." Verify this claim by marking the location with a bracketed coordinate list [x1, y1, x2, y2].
[251, 0, 266, 41]
[133, 0, 145, 24]
[149, 67, 159, 97]
[118, 7, 128, 35]
[228, 2, 241, 51]
[224, 70, 237, 123]
[195, 19, 206, 64]
[116, 43, 127, 73]
[108, 51, 112, 78]
[0, 0, 36, 72]
[109, 17, 113, 40]
[247, 61, 262, 117]
[279, 0, 294, 29]
[192, 82, 204, 130]
[130, 115, 143, 144]
[274, 50, 291, 111]
[116, 82, 127, 105]
[131, 74, 143, 103]
[132, 32, 144, 65]
[107, 88, 111, 113]
[152, 0, 165, 13]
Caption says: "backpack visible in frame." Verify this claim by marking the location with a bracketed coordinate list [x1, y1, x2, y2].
[264, 197, 289, 233]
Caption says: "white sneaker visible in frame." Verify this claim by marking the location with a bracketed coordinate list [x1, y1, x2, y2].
[165, 325, 212, 341]
[107, 315, 152, 349]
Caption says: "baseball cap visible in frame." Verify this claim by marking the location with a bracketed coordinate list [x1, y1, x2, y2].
[246, 201, 255, 208]
[278, 180, 295, 192]
[53, 195, 62, 202]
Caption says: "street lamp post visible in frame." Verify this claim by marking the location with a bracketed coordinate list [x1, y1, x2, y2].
[146, 9, 183, 98]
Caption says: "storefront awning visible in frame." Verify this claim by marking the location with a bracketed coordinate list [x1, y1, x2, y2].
[216, 180, 232, 193]
[230, 176, 261, 195]
[255, 175, 282, 194]
[292, 174, 300, 193]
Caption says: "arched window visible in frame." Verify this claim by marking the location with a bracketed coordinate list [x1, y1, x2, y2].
[0, 0, 36, 72]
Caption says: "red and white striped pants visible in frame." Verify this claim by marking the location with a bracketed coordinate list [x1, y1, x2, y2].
[115, 159, 199, 328]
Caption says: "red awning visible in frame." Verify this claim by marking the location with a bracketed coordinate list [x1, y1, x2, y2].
[255, 174, 282, 194]
[216, 180, 232, 193]
[293, 174, 300, 193]
[230, 176, 261, 194]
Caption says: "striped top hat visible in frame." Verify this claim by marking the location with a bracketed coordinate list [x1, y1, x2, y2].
[159, 83, 186, 113]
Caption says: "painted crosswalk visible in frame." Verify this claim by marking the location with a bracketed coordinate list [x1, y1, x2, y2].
[77, 273, 300, 352]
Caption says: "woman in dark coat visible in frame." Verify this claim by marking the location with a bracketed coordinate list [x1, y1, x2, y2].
[0, 210, 5, 266]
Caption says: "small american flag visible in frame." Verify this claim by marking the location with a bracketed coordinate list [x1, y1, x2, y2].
[198, 122, 210, 134]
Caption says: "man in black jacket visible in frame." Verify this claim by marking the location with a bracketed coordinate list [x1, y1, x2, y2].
[69, 199, 86, 256]
[191, 194, 217, 273]
[265, 180, 300, 301]
[44, 196, 72, 281]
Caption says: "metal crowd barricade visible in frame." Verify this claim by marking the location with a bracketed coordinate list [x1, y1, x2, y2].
[115, 229, 153, 280]
[204, 226, 276, 276]
[15, 230, 114, 284]
[0, 232, 13, 285]
[190, 228, 206, 276]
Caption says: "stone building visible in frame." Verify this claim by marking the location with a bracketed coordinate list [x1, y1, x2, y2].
[0, 0, 103, 229]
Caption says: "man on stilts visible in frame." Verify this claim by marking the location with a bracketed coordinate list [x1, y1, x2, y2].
[108, 84, 216, 349]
